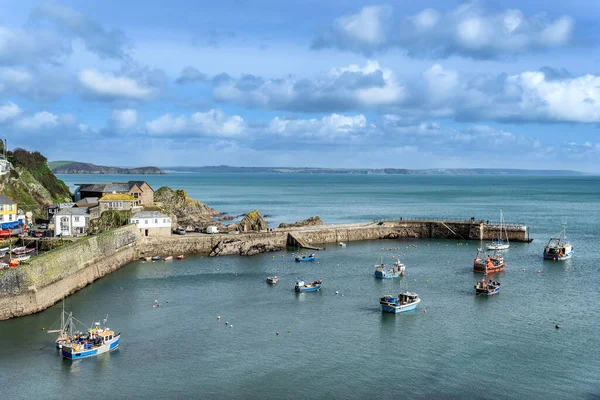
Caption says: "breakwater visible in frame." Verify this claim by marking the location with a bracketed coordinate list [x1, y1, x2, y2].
[0, 219, 529, 320]
[0, 225, 138, 320]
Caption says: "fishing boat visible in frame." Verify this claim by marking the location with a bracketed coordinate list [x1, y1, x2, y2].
[266, 276, 279, 284]
[295, 279, 322, 292]
[473, 250, 505, 273]
[60, 317, 121, 360]
[295, 253, 315, 262]
[544, 222, 573, 261]
[486, 209, 510, 251]
[151, 256, 161, 261]
[474, 278, 501, 295]
[176, 255, 185, 260]
[380, 292, 420, 313]
[338, 242, 346, 247]
[163, 256, 173, 261]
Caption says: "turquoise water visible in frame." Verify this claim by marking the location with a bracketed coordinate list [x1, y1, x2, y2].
[1, 174, 599, 399]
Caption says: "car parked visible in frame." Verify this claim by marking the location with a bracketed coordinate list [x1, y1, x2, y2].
[176, 227, 186, 235]
[39, 223, 48, 229]
[194, 227, 203, 233]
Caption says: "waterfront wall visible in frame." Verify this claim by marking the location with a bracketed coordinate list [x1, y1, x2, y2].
[0, 224, 138, 320]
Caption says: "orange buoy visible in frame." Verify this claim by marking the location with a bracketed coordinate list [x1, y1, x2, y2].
[424, 310, 427, 314]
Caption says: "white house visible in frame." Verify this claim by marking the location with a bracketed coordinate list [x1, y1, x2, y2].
[53, 208, 90, 236]
[129, 211, 172, 237]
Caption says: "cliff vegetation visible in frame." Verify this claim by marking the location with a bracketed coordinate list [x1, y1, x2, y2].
[0, 147, 71, 219]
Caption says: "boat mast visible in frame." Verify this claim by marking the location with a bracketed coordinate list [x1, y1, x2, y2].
[499, 209, 503, 242]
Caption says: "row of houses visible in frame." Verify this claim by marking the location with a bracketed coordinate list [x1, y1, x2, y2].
[48, 181, 172, 237]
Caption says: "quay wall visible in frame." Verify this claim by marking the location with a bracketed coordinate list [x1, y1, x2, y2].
[0, 224, 138, 320]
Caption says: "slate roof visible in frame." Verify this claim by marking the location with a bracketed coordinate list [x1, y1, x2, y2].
[76, 181, 154, 193]
[56, 208, 90, 216]
[0, 194, 15, 205]
[132, 211, 168, 219]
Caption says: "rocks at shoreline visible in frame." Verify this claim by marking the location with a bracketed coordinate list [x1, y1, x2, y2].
[278, 216, 324, 228]
[154, 186, 220, 229]
[238, 210, 268, 232]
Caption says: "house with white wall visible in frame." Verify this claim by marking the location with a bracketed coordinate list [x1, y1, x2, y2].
[129, 211, 171, 237]
[53, 208, 90, 236]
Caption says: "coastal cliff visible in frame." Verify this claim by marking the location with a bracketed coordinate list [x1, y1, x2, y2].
[50, 161, 165, 174]
[0, 147, 71, 219]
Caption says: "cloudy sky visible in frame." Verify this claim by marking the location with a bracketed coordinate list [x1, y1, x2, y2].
[2, 0, 600, 171]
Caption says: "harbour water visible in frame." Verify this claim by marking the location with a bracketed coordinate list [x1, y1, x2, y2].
[1, 174, 599, 399]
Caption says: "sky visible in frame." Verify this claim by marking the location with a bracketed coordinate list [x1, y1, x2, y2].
[2, 0, 600, 171]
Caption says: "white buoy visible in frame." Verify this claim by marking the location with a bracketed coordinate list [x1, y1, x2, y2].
[335, 291, 339, 295]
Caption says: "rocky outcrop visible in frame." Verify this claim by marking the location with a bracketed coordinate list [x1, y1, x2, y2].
[209, 238, 284, 256]
[278, 216, 324, 228]
[154, 186, 219, 229]
[238, 210, 268, 232]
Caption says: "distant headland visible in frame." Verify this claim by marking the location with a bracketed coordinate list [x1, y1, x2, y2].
[50, 161, 165, 175]
[164, 165, 584, 176]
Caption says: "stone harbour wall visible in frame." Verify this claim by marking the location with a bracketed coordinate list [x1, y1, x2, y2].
[0, 224, 138, 320]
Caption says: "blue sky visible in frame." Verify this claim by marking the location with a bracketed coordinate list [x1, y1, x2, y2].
[2, 1, 600, 171]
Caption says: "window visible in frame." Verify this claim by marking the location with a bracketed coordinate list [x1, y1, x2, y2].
[8, 214, 12, 221]
[8, 204, 13, 211]
[74, 217, 79, 222]
[144, 219, 148, 224]
[0, 205, 3, 211]
[155, 219, 158, 223]
[133, 193, 139, 198]
[163, 219, 166, 223]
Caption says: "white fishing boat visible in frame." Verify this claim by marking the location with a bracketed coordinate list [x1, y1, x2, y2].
[486, 209, 510, 251]
[544, 222, 573, 261]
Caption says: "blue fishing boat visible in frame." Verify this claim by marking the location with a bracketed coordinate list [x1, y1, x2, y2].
[295, 253, 315, 262]
[374, 260, 405, 279]
[295, 279, 322, 292]
[379, 292, 420, 313]
[544, 222, 573, 261]
[55, 311, 120, 360]
[474, 278, 500, 295]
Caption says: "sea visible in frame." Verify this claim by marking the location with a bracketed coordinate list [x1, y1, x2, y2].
[0, 173, 598, 399]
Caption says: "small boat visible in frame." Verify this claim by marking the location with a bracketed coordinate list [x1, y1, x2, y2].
[486, 209, 510, 251]
[10, 246, 25, 254]
[374, 257, 405, 279]
[380, 292, 420, 313]
[295, 253, 315, 262]
[144, 257, 152, 261]
[13, 254, 30, 262]
[474, 278, 501, 295]
[338, 242, 346, 247]
[176, 255, 185, 260]
[151, 256, 161, 261]
[295, 279, 322, 292]
[163, 256, 173, 261]
[473, 251, 505, 273]
[266, 276, 279, 284]
[60, 318, 120, 360]
[0, 262, 9, 269]
[544, 222, 573, 261]
[13, 247, 35, 255]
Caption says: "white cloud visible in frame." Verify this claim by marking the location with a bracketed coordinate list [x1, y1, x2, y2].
[212, 60, 403, 112]
[312, 4, 575, 59]
[146, 109, 246, 137]
[268, 114, 369, 141]
[14, 111, 60, 131]
[0, 102, 22, 123]
[0, 26, 67, 65]
[112, 109, 137, 130]
[78, 69, 155, 100]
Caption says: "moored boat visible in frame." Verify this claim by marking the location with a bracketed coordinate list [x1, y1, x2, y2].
[380, 292, 420, 313]
[13, 247, 34, 255]
[176, 255, 185, 260]
[486, 209, 510, 251]
[60, 319, 120, 360]
[295, 253, 315, 262]
[266, 276, 279, 284]
[474, 278, 501, 295]
[10, 246, 25, 254]
[473, 251, 505, 273]
[163, 256, 173, 261]
[339, 242, 346, 247]
[13, 254, 30, 262]
[295, 279, 322, 292]
[151, 256, 161, 261]
[544, 222, 573, 261]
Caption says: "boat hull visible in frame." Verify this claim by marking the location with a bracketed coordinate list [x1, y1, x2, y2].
[380, 301, 419, 313]
[295, 257, 315, 262]
[475, 287, 500, 295]
[544, 250, 573, 261]
[374, 271, 400, 279]
[295, 285, 321, 292]
[61, 335, 120, 360]
[485, 244, 509, 251]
